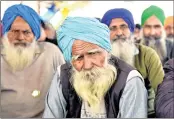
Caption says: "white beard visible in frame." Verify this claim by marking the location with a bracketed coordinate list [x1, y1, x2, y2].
[111, 39, 135, 67]
[71, 63, 116, 112]
[2, 34, 37, 71]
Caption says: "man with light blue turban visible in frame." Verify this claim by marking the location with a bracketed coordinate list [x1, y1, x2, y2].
[43, 16, 147, 118]
[1, 4, 65, 118]
[57, 17, 111, 62]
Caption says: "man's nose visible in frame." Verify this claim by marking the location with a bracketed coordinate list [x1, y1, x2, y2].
[83, 56, 93, 70]
[116, 34, 122, 39]
[17, 32, 25, 41]
[150, 28, 156, 35]
[115, 28, 123, 36]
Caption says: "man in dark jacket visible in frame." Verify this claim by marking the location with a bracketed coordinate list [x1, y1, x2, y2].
[155, 58, 174, 118]
[43, 17, 147, 118]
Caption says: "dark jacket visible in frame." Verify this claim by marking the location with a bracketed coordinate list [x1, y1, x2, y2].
[45, 38, 58, 46]
[60, 56, 135, 118]
[155, 58, 174, 118]
[165, 40, 174, 63]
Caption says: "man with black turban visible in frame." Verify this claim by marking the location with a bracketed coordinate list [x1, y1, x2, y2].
[43, 17, 147, 118]
[1, 4, 65, 118]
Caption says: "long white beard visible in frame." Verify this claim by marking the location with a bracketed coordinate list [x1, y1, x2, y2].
[111, 39, 135, 67]
[2, 35, 37, 71]
[140, 29, 167, 62]
[71, 64, 116, 112]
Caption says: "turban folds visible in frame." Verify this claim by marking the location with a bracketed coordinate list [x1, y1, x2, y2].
[57, 17, 111, 62]
[2, 4, 42, 40]
[101, 8, 135, 33]
[164, 16, 174, 28]
[141, 5, 165, 26]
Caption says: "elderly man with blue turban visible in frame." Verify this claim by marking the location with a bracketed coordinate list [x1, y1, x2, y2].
[43, 16, 147, 118]
[1, 4, 65, 118]
[101, 8, 164, 118]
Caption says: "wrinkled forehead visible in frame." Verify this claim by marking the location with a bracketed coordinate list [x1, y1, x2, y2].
[10, 16, 32, 31]
[72, 40, 105, 55]
[144, 15, 163, 26]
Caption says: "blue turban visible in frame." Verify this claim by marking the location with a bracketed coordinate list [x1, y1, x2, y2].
[57, 17, 111, 62]
[101, 8, 135, 33]
[2, 4, 42, 40]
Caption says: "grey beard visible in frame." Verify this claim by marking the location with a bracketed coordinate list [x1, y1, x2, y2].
[166, 36, 174, 43]
[144, 37, 167, 62]
[144, 37, 161, 46]
[167, 34, 174, 39]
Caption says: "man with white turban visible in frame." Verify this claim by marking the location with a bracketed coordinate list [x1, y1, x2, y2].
[1, 4, 65, 118]
[43, 17, 147, 118]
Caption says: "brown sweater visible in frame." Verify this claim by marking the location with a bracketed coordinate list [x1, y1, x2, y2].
[0, 42, 65, 118]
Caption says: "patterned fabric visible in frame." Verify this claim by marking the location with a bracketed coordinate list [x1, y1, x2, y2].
[80, 100, 106, 118]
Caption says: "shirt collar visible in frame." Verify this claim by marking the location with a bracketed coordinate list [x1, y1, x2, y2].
[134, 44, 139, 55]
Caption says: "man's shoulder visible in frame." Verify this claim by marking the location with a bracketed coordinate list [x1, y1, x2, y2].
[163, 58, 174, 74]
[137, 44, 159, 58]
[38, 41, 59, 50]
[37, 41, 63, 56]
[137, 44, 155, 52]
[110, 55, 135, 73]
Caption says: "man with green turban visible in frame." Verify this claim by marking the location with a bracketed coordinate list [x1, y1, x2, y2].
[140, 5, 174, 64]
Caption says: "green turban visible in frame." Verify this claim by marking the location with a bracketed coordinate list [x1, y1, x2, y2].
[141, 5, 165, 26]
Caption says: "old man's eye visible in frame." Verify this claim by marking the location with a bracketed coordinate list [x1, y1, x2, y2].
[88, 52, 96, 55]
[11, 30, 19, 33]
[76, 55, 84, 61]
[23, 30, 32, 36]
[88, 51, 100, 56]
